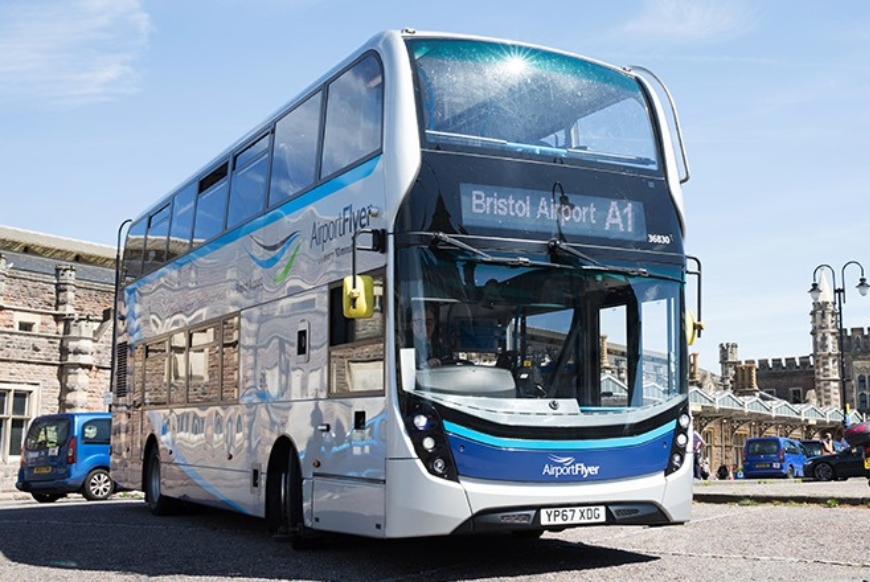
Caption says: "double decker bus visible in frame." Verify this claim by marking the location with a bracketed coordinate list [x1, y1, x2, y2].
[110, 29, 701, 545]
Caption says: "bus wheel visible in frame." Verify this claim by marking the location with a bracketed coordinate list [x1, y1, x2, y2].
[268, 449, 312, 549]
[145, 447, 176, 515]
[82, 468, 114, 501]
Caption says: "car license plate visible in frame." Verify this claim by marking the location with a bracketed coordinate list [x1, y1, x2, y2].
[864, 457, 870, 470]
[755, 463, 770, 469]
[540, 506, 605, 526]
[33, 466, 52, 474]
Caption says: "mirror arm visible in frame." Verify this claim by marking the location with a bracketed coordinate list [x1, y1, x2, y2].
[687, 255, 703, 338]
[350, 228, 387, 307]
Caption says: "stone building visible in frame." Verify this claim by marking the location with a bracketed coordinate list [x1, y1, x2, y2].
[0, 225, 116, 487]
[718, 274, 870, 416]
[692, 275, 870, 476]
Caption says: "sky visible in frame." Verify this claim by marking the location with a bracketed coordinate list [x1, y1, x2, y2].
[1, 0, 869, 375]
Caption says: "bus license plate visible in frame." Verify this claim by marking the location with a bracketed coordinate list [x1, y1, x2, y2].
[540, 506, 605, 526]
[33, 466, 52, 474]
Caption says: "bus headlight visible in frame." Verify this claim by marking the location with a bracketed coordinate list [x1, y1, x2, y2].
[402, 395, 459, 482]
[665, 405, 691, 476]
[413, 414, 429, 430]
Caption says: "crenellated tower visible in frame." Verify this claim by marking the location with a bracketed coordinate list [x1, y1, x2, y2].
[809, 275, 841, 409]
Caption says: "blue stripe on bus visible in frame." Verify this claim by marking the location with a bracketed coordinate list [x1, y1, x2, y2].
[129, 155, 381, 292]
[443, 420, 676, 482]
[125, 156, 381, 343]
[443, 419, 674, 449]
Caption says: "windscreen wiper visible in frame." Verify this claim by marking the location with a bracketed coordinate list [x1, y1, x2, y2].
[429, 232, 567, 269]
[547, 238, 649, 277]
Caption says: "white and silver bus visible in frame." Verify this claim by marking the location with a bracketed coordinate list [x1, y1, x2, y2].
[111, 29, 700, 546]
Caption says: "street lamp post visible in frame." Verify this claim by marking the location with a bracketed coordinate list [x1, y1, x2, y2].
[809, 261, 870, 425]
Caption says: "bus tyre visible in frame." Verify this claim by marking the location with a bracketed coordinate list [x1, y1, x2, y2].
[268, 449, 312, 549]
[145, 447, 176, 515]
[82, 468, 114, 501]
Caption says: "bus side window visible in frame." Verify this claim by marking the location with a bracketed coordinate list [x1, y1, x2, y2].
[321, 54, 383, 179]
[167, 183, 196, 261]
[227, 134, 270, 229]
[143, 340, 169, 406]
[192, 163, 229, 247]
[221, 316, 240, 402]
[270, 91, 322, 205]
[188, 324, 221, 403]
[143, 203, 170, 275]
[328, 274, 384, 395]
[122, 219, 147, 282]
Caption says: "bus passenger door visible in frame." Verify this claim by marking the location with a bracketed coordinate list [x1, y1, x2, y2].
[311, 274, 387, 536]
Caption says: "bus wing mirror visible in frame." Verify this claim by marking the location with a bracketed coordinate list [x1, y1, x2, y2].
[685, 309, 704, 346]
[343, 275, 374, 319]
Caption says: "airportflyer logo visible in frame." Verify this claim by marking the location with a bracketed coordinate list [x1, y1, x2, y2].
[246, 230, 302, 283]
[542, 454, 601, 479]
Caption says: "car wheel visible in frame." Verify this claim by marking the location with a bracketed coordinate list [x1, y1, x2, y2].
[82, 468, 114, 501]
[31, 493, 63, 503]
[812, 463, 834, 482]
[786, 465, 795, 479]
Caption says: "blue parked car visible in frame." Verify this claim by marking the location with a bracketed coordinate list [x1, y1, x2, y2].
[742, 436, 809, 479]
[16, 412, 114, 503]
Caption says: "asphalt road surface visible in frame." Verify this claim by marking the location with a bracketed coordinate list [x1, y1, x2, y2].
[0, 497, 868, 581]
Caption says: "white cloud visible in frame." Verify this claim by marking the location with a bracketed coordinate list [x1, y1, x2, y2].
[621, 0, 756, 43]
[0, 0, 150, 107]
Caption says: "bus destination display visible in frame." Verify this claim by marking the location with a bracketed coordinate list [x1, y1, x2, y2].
[460, 183, 647, 242]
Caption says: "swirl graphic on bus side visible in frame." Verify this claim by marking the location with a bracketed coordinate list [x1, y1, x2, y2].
[246, 230, 303, 283]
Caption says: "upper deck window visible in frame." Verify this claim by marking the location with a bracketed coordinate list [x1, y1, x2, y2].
[321, 54, 384, 179]
[270, 91, 322, 204]
[227, 134, 270, 229]
[407, 38, 659, 172]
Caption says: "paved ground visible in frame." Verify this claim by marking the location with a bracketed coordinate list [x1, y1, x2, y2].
[4, 477, 869, 504]
[693, 476, 870, 505]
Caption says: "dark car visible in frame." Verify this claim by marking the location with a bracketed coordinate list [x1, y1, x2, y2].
[804, 447, 867, 481]
[801, 438, 845, 458]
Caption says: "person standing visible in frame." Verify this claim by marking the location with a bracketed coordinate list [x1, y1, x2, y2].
[693, 430, 706, 480]
[821, 432, 835, 455]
